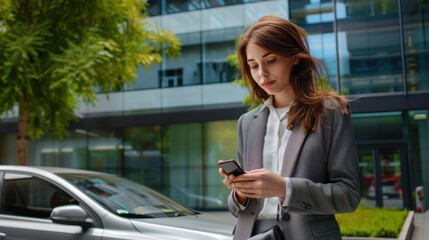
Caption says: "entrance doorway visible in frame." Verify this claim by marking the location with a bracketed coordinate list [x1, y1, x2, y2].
[358, 144, 411, 209]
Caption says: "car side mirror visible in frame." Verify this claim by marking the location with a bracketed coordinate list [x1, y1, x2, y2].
[50, 205, 94, 227]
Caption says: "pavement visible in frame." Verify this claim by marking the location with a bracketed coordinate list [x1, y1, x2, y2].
[411, 210, 429, 240]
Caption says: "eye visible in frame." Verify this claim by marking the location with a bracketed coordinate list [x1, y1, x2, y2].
[267, 58, 276, 64]
[249, 64, 258, 70]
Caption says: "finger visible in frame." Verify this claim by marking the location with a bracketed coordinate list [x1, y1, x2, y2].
[232, 180, 253, 189]
[232, 173, 258, 182]
[218, 168, 228, 176]
[223, 174, 236, 185]
[236, 187, 257, 196]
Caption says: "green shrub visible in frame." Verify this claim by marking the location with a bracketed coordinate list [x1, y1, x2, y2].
[336, 205, 408, 238]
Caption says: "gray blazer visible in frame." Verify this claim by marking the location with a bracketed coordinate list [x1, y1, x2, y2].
[228, 99, 361, 240]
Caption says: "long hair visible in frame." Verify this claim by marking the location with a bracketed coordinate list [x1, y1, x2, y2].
[237, 15, 348, 132]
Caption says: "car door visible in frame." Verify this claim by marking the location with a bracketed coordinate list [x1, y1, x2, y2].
[0, 171, 102, 240]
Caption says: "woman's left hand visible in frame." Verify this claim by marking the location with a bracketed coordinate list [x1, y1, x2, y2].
[230, 168, 286, 200]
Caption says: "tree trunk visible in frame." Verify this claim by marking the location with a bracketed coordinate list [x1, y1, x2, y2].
[16, 100, 29, 165]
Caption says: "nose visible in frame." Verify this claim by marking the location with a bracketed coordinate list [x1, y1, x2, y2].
[258, 66, 268, 77]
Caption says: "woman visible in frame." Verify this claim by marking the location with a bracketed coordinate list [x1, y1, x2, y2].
[218, 15, 360, 240]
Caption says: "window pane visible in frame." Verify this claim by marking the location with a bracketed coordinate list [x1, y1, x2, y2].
[409, 110, 429, 194]
[162, 123, 204, 209]
[204, 120, 237, 209]
[336, 0, 403, 94]
[1, 173, 73, 218]
[147, 0, 161, 16]
[402, 1, 429, 91]
[289, 0, 338, 90]
[124, 126, 163, 190]
[352, 112, 403, 141]
[201, 33, 238, 84]
[87, 129, 122, 175]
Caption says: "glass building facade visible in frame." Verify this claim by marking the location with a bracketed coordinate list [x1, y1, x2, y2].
[1, 0, 428, 211]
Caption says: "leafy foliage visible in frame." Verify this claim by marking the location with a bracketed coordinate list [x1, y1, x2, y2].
[0, 0, 181, 139]
[336, 205, 409, 238]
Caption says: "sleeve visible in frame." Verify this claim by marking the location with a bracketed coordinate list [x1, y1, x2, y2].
[286, 107, 361, 214]
[227, 114, 247, 217]
[281, 177, 292, 207]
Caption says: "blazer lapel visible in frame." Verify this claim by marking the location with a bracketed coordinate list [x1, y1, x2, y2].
[282, 123, 308, 177]
[246, 106, 268, 171]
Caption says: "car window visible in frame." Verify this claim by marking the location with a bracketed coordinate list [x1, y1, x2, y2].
[60, 173, 196, 218]
[1, 173, 76, 218]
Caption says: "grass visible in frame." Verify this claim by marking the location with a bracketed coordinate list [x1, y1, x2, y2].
[336, 205, 409, 238]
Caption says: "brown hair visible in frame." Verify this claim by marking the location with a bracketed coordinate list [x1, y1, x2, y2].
[237, 15, 348, 132]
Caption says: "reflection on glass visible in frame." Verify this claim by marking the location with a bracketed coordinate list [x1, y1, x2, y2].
[358, 146, 404, 209]
[289, 0, 338, 90]
[147, 0, 269, 16]
[124, 126, 163, 190]
[402, 1, 429, 91]
[29, 131, 87, 168]
[379, 147, 403, 209]
[358, 148, 375, 204]
[88, 129, 122, 175]
[204, 120, 237, 209]
[162, 123, 205, 209]
[336, 0, 403, 94]
[61, 173, 195, 218]
[352, 112, 402, 141]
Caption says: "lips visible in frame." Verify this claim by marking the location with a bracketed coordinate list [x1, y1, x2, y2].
[261, 80, 275, 88]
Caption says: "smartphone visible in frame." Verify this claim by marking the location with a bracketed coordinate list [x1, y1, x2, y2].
[218, 159, 245, 176]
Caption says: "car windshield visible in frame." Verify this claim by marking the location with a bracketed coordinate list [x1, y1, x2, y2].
[58, 173, 196, 218]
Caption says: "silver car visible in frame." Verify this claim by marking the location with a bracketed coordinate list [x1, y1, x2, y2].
[0, 166, 234, 240]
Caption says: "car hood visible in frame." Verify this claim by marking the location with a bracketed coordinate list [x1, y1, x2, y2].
[130, 212, 236, 240]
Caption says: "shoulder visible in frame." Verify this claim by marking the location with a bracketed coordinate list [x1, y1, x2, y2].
[238, 104, 267, 128]
[322, 96, 349, 114]
[323, 96, 342, 109]
[239, 105, 264, 120]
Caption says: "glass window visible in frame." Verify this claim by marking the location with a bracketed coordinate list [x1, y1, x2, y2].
[137, 0, 288, 91]
[87, 129, 122, 175]
[408, 110, 429, 193]
[201, 39, 237, 84]
[147, 0, 161, 16]
[159, 68, 184, 88]
[204, 120, 237, 209]
[165, 0, 193, 14]
[28, 131, 88, 168]
[124, 120, 237, 210]
[147, 0, 270, 16]
[162, 123, 204, 208]
[335, 0, 403, 94]
[358, 146, 404, 209]
[352, 112, 403, 142]
[402, 1, 429, 91]
[290, 0, 338, 90]
[60, 173, 194, 217]
[124, 126, 163, 190]
[1, 173, 74, 218]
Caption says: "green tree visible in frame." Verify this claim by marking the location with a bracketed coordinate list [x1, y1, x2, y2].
[0, 0, 181, 165]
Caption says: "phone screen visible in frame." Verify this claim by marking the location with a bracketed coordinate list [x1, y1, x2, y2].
[218, 160, 245, 176]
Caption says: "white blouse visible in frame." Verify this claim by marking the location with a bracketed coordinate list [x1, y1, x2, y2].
[258, 97, 292, 220]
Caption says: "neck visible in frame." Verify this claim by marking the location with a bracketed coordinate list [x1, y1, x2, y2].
[273, 95, 295, 108]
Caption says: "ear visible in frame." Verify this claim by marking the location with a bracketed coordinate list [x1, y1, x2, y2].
[292, 57, 300, 65]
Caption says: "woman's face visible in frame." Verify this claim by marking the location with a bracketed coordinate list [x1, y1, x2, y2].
[246, 42, 298, 106]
